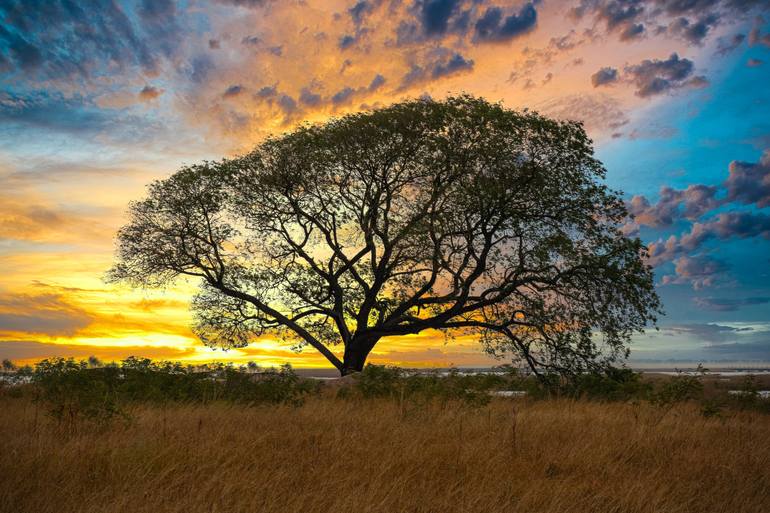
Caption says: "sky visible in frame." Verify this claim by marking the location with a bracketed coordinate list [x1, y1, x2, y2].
[1, 0, 770, 369]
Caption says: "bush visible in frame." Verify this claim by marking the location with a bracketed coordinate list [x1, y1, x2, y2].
[352, 365, 513, 407]
[559, 367, 652, 401]
[33, 358, 124, 425]
[30, 357, 319, 425]
[652, 366, 706, 407]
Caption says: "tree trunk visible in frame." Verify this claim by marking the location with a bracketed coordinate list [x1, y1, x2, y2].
[340, 335, 378, 376]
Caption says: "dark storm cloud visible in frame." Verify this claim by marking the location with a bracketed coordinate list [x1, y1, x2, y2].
[695, 296, 770, 311]
[591, 67, 619, 87]
[473, 3, 538, 42]
[624, 53, 706, 97]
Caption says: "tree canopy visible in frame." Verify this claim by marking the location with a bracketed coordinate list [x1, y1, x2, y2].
[108, 96, 660, 376]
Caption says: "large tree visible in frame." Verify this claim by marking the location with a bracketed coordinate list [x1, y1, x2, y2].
[108, 96, 659, 376]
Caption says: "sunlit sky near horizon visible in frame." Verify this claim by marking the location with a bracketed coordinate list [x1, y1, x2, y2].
[1, 0, 770, 369]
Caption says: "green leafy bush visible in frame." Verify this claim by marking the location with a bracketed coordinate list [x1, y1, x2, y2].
[33, 358, 124, 424]
[30, 357, 318, 424]
[652, 366, 706, 407]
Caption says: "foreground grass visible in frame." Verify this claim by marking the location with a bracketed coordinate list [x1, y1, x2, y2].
[1, 395, 768, 513]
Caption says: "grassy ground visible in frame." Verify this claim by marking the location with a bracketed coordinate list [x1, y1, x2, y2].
[1, 393, 768, 513]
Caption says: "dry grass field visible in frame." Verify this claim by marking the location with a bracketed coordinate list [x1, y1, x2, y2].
[1, 393, 769, 513]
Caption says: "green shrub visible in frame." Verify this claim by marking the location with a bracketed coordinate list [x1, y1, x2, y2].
[652, 366, 706, 407]
[354, 364, 404, 398]
[30, 357, 318, 425]
[563, 367, 652, 401]
[33, 358, 125, 425]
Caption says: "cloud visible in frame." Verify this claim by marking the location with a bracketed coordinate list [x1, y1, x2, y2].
[431, 52, 474, 78]
[628, 184, 720, 227]
[620, 22, 645, 41]
[0, 0, 181, 83]
[0, 293, 92, 337]
[536, 93, 629, 137]
[277, 94, 297, 114]
[420, 0, 462, 36]
[474, 4, 538, 43]
[695, 296, 770, 311]
[648, 211, 770, 265]
[339, 34, 357, 49]
[400, 50, 474, 89]
[725, 150, 770, 208]
[0, 340, 195, 362]
[368, 73, 386, 91]
[349, 1, 375, 26]
[715, 33, 746, 55]
[624, 53, 707, 97]
[217, 0, 271, 8]
[299, 87, 322, 107]
[571, 0, 646, 42]
[749, 17, 770, 47]
[661, 255, 728, 289]
[667, 15, 719, 45]
[664, 323, 754, 343]
[573, 0, 768, 47]
[255, 85, 278, 98]
[188, 54, 216, 84]
[0, 91, 112, 133]
[223, 85, 244, 98]
[591, 66, 618, 87]
[331, 86, 356, 105]
[138, 85, 163, 101]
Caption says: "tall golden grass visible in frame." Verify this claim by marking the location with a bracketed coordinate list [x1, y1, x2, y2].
[1, 394, 768, 513]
